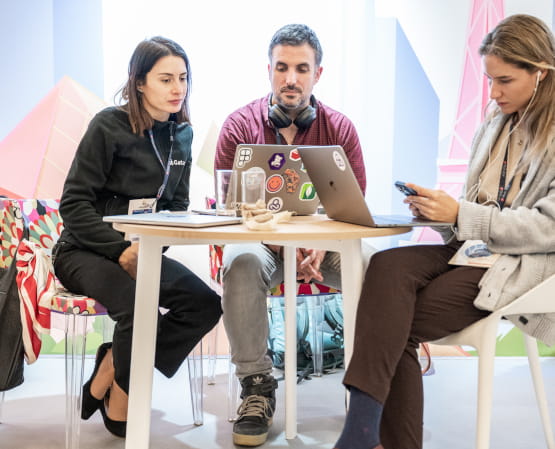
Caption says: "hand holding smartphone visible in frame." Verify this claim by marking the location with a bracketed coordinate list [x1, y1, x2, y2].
[394, 181, 418, 196]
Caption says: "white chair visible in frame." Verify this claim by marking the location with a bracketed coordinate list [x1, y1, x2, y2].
[432, 273, 555, 449]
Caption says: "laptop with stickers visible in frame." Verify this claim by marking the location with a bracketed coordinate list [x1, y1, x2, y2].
[298, 146, 454, 228]
[231, 144, 319, 215]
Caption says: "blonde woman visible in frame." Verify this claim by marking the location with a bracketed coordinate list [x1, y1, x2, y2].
[334, 14, 555, 449]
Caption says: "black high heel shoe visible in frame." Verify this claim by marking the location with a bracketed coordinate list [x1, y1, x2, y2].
[99, 395, 127, 438]
[81, 342, 113, 420]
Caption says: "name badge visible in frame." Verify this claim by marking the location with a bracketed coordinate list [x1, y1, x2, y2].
[126, 198, 157, 242]
[128, 198, 157, 215]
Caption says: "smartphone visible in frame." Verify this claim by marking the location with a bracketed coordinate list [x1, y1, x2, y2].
[394, 181, 418, 196]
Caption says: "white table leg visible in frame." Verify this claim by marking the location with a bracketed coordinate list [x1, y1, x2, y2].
[339, 239, 363, 368]
[125, 236, 163, 449]
[283, 245, 297, 439]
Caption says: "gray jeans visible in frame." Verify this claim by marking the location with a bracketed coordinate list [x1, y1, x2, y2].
[222, 242, 375, 379]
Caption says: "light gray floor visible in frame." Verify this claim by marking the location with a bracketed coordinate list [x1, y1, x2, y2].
[1, 356, 554, 449]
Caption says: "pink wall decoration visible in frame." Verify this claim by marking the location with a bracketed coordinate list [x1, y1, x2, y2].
[414, 0, 505, 243]
[0, 76, 106, 199]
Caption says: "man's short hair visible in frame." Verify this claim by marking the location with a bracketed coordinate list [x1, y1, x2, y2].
[268, 24, 323, 67]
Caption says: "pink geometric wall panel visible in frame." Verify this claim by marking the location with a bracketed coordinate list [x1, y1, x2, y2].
[0, 76, 106, 199]
[448, 0, 504, 161]
[414, 0, 504, 243]
[438, 162, 469, 198]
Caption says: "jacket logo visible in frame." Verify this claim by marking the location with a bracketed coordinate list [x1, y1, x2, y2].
[170, 159, 186, 166]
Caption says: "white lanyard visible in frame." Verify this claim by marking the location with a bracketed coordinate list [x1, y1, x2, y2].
[148, 122, 174, 200]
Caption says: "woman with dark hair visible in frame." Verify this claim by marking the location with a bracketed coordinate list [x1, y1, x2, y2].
[53, 36, 222, 437]
[334, 14, 555, 449]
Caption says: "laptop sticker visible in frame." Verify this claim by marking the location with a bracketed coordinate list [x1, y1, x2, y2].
[289, 148, 301, 161]
[333, 150, 347, 171]
[284, 168, 300, 193]
[237, 147, 253, 168]
[232, 144, 320, 215]
[267, 197, 284, 212]
[268, 153, 286, 170]
[266, 174, 284, 194]
[299, 183, 317, 201]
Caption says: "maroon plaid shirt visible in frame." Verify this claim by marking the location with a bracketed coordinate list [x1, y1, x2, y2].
[215, 95, 366, 194]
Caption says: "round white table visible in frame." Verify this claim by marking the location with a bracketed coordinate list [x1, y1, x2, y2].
[107, 214, 411, 448]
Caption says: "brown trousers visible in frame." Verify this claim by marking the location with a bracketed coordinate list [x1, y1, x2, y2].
[343, 242, 489, 449]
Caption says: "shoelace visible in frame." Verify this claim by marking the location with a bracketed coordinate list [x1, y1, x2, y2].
[237, 395, 271, 419]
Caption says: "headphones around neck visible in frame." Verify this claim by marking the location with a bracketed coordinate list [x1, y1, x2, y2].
[268, 95, 317, 129]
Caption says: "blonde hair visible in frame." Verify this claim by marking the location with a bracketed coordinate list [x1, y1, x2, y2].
[479, 14, 555, 164]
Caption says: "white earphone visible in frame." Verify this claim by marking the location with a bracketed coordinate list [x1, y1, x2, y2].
[534, 71, 542, 92]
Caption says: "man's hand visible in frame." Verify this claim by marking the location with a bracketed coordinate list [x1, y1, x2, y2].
[403, 183, 459, 223]
[296, 248, 326, 283]
[119, 242, 139, 280]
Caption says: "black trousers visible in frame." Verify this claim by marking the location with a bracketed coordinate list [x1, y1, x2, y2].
[343, 242, 489, 449]
[53, 243, 222, 393]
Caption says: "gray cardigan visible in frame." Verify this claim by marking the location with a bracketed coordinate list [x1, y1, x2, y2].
[438, 113, 555, 345]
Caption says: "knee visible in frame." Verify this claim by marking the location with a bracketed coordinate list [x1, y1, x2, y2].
[203, 289, 223, 325]
[189, 282, 222, 328]
[223, 252, 264, 282]
[366, 248, 407, 274]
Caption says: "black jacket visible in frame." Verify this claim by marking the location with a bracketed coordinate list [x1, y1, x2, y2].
[58, 107, 193, 261]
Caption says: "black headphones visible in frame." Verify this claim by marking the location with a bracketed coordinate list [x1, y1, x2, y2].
[268, 95, 317, 129]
